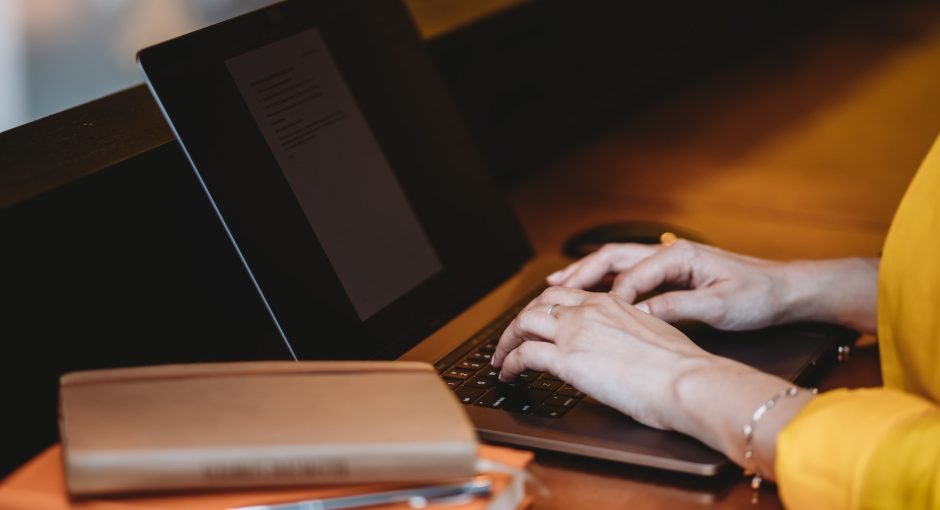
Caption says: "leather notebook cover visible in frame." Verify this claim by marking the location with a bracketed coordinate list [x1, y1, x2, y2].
[58, 361, 477, 496]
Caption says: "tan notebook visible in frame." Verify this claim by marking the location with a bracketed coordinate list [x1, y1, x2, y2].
[58, 361, 477, 496]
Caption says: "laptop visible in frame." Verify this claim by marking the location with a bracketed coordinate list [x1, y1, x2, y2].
[137, 0, 854, 476]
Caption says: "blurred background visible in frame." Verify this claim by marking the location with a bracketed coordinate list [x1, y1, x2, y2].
[0, 0, 279, 132]
[0, 0, 526, 133]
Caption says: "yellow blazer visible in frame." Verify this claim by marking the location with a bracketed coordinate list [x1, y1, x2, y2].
[776, 135, 940, 509]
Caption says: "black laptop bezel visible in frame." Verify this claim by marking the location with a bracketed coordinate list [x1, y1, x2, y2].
[137, 0, 532, 360]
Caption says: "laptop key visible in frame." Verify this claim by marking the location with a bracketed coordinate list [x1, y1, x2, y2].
[458, 359, 486, 370]
[469, 351, 493, 362]
[442, 377, 462, 389]
[454, 386, 485, 404]
[516, 370, 540, 381]
[505, 388, 552, 414]
[478, 367, 500, 379]
[475, 389, 510, 409]
[465, 376, 497, 389]
[445, 368, 474, 380]
[534, 404, 570, 418]
[545, 394, 578, 408]
[530, 378, 563, 392]
[557, 385, 585, 398]
[541, 372, 562, 381]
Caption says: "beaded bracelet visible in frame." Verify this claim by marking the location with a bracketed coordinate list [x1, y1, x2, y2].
[743, 385, 818, 490]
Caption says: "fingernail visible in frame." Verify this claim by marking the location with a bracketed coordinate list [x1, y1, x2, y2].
[497, 372, 507, 382]
[635, 302, 650, 314]
[547, 270, 563, 283]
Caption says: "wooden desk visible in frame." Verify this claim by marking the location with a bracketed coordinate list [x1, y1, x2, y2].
[512, 3, 940, 508]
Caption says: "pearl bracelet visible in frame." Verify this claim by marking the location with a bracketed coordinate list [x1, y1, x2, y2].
[743, 385, 817, 490]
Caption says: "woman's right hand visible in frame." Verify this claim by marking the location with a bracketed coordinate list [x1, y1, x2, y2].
[547, 240, 879, 333]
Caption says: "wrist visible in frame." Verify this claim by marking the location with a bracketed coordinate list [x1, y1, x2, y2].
[670, 356, 797, 467]
[776, 258, 879, 333]
[668, 355, 755, 450]
[774, 260, 821, 324]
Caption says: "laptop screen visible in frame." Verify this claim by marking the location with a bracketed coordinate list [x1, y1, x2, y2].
[138, 0, 531, 360]
[226, 28, 443, 321]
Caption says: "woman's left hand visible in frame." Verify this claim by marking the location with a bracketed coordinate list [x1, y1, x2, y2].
[490, 286, 719, 431]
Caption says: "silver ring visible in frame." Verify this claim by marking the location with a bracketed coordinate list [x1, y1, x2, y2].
[547, 303, 560, 316]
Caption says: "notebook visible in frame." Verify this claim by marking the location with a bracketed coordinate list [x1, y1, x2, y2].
[137, 0, 856, 475]
[58, 362, 477, 495]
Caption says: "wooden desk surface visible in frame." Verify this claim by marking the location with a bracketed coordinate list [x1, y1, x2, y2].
[509, 3, 940, 508]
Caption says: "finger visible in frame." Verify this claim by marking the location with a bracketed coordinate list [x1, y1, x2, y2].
[546, 252, 607, 285]
[554, 244, 658, 289]
[491, 309, 560, 368]
[546, 258, 595, 286]
[558, 244, 658, 288]
[636, 290, 720, 325]
[498, 340, 563, 382]
[515, 286, 593, 321]
[528, 286, 593, 310]
[610, 241, 695, 302]
[494, 287, 588, 367]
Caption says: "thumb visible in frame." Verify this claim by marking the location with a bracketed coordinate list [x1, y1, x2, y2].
[636, 290, 719, 325]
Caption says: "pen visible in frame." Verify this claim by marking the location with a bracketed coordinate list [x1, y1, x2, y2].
[230, 479, 492, 510]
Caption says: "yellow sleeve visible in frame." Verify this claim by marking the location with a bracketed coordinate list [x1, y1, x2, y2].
[775, 387, 940, 510]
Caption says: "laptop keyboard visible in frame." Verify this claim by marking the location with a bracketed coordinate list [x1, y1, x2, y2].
[435, 286, 585, 418]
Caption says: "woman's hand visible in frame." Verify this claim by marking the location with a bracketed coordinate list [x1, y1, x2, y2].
[490, 286, 718, 430]
[546, 240, 879, 334]
[491, 285, 817, 479]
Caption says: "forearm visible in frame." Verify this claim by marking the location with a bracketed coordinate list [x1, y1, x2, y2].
[670, 356, 814, 480]
[776, 257, 879, 334]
